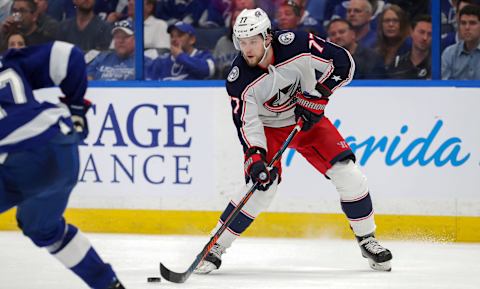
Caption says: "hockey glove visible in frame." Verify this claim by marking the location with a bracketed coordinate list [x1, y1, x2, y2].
[244, 147, 278, 191]
[294, 91, 328, 132]
[61, 97, 92, 139]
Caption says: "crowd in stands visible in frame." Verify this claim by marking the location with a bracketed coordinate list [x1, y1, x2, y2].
[0, 0, 479, 80]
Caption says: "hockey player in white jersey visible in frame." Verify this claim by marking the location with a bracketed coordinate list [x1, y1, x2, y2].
[195, 8, 392, 274]
[0, 42, 126, 289]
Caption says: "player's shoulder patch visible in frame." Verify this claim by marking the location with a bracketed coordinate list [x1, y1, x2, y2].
[227, 65, 240, 82]
[278, 31, 295, 45]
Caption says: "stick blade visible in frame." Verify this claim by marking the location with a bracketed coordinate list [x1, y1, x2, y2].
[160, 263, 191, 283]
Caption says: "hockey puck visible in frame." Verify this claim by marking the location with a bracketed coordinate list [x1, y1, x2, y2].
[147, 277, 161, 283]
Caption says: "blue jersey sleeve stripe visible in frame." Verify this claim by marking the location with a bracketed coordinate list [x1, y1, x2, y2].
[0, 106, 70, 147]
[50, 41, 74, 85]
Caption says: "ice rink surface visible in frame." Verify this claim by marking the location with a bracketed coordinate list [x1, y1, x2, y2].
[1, 231, 479, 289]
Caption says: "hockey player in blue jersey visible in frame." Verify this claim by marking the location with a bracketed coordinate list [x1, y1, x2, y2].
[194, 8, 393, 275]
[0, 42, 126, 289]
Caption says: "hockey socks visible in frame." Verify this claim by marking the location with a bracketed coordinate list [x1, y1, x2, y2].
[48, 224, 118, 289]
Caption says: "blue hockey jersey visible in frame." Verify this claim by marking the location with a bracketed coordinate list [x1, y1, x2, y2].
[0, 41, 87, 154]
[146, 49, 215, 80]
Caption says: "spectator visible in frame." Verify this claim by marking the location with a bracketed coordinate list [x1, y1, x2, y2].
[146, 21, 215, 80]
[275, 0, 303, 30]
[154, 0, 208, 26]
[277, 0, 326, 37]
[5, 31, 27, 49]
[200, 0, 275, 28]
[442, 5, 480, 79]
[375, 4, 411, 68]
[1, 0, 53, 46]
[346, 0, 377, 48]
[327, 18, 386, 79]
[128, 0, 169, 54]
[306, 0, 328, 24]
[388, 15, 432, 79]
[199, 0, 233, 28]
[328, 0, 385, 24]
[56, 0, 112, 52]
[87, 19, 135, 81]
[442, 0, 480, 51]
[34, 0, 58, 39]
[212, 8, 241, 79]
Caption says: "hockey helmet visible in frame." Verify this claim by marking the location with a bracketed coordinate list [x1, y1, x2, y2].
[233, 8, 271, 50]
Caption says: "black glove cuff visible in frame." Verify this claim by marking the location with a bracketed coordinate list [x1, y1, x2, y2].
[315, 82, 332, 98]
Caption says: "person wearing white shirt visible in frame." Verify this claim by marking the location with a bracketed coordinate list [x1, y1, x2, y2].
[128, 0, 169, 56]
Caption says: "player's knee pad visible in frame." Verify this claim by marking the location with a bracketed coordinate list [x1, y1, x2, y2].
[19, 217, 67, 248]
[326, 159, 368, 201]
[327, 160, 375, 236]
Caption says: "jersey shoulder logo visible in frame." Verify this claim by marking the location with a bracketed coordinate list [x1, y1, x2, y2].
[278, 32, 295, 45]
[227, 66, 240, 82]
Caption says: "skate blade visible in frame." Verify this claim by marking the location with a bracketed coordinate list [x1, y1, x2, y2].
[194, 261, 217, 275]
[368, 259, 392, 272]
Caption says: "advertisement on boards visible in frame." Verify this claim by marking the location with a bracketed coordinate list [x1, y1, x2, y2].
[34, 86, 480, 216]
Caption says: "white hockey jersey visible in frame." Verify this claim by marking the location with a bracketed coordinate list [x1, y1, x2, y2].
[226, 30, 355, 153]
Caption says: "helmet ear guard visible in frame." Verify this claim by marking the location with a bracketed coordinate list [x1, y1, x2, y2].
[232, 8, 272, 50]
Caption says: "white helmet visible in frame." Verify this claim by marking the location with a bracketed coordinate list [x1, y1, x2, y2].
[233, 8, 271, 50]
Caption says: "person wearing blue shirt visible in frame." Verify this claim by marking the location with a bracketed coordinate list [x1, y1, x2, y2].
[154, 0, 208, 26]
[88, 19, 135, 80]
[146, 21, 215, 80]
[346, 0, 377, 49]
[442, 5, 480, 79]
[0, 41, 126, 289]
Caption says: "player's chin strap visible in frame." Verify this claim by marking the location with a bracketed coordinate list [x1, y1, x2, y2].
[258, 35, 271, 64]
[259, 39, 271, 64]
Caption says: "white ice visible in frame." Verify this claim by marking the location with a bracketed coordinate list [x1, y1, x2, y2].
[1, 231, 479, 289]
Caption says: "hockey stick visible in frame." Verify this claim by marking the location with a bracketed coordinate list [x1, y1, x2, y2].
[160, 119, 304, 283]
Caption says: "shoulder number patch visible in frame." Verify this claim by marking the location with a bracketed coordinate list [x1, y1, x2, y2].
[278, 32, 295, 45]
[227, 66, 240, 82]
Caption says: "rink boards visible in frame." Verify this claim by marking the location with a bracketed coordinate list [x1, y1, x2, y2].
[1, 85, 479, 242]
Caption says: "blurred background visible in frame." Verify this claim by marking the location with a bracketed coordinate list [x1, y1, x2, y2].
[1, 0, 478, 81]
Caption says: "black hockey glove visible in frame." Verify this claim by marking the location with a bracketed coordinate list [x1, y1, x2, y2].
[294, 91, 328, 132]
[61, 97, 92, 140]
[244, 147, 278, 191]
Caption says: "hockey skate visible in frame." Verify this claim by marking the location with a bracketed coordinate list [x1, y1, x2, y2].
[356, 234, 392, 272]
[194, 243, 226, 274]
[106, 277, 125, 289]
